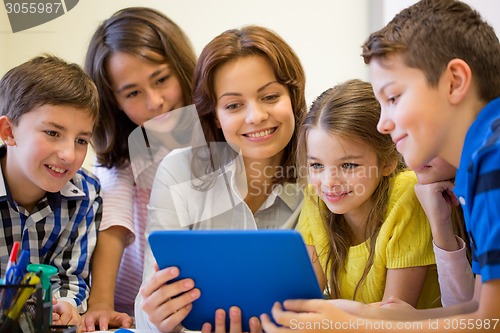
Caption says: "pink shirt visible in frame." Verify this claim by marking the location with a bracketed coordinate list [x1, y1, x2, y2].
[94, 163, 153, 315]
[433, 236, 475, 306]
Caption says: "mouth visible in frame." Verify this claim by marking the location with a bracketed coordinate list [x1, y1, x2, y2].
[155, 107, 177, 119]
[243, 127, 277, 138]
[392, 134, 407, 147]
[322, 191, 350, 202]
[46, 164, 68, 175]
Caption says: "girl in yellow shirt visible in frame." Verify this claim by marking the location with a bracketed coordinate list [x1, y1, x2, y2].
[296, 79, 440, 308]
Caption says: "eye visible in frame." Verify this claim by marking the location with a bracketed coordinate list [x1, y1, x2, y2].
[309, 162, 323, 170]
[342, 163, 358, 169]
[262, 94, 280, 102]
[156, 75, 170, 85]
[45, 130, 59, 137]
[126, 90, 139, 99]
[387, 95, 399, 105]
[225, 103, 242, 112]
[75, 138, 89, 146]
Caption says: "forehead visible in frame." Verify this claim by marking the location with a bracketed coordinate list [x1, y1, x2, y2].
[307, 128, 374, 159]
[20, 104, 95, 131]
[214, 55, 276, 92]
[107, 52, 167, 87]
[369, 54, 406, 79]
[369, 54, 427, 94]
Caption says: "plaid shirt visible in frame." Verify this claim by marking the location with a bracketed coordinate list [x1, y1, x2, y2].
[0, 147, 102, 309]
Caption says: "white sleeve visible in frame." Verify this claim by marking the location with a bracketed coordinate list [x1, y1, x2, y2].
[93, 164, 135, 237]
[134, 254, 185, 333]
[134, 150, 190, 332]
[433, 236, 475, 306]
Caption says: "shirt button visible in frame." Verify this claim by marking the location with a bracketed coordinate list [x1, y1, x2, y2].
[459, 196, 466, 205]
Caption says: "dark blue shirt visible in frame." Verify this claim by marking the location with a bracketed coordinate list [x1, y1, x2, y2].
[454, 97, 500, 282]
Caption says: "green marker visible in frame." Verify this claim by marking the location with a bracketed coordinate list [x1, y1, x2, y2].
[27, 264, 57, 330]
[27, 264, 57, 303]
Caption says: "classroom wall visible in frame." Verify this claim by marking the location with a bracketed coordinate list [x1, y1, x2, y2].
[0, 0, 371, 104]
[1, 0, 498, 170]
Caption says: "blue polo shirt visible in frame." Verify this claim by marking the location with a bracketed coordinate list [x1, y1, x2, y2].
[454, 97, 500, 282]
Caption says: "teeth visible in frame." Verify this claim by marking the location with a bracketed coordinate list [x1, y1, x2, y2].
[247, 128, 274, 138]
[48, 165, 66, 174]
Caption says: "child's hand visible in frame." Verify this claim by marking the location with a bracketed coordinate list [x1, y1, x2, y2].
[52, 297, 82, 328]
[140, 264, 201, 333]
[260, 300, 351, 333]
[379, 296, 416, 311]
[81, 302, 133, 332]
[414, 181, 461, 251]
[414, 180, 457, 224]
[200, 306, 262, 333]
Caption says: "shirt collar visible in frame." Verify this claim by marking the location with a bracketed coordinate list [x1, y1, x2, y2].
[458, 97, 500, 172]
[259, 182, 303, 211]
[224, 155, 303, 211]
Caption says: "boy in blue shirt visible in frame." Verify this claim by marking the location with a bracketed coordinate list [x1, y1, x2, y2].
[261, 0, 500, 331]
[0, 55, 102, 327]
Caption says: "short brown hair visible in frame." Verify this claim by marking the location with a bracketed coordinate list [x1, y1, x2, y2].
[193, 25, 306, 183]
[362, 0, 500, 101]
[0, 55, 99, 125]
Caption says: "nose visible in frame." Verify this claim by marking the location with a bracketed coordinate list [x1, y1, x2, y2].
[245, 102, 268, 124]
[57, 140, 76, 164]
[146, 89, 164, 112]
[377, 108, 395, 134]
[322, 167, 341, 189]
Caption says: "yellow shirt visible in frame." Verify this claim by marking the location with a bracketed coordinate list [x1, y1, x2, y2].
[298, 171, 441, 308]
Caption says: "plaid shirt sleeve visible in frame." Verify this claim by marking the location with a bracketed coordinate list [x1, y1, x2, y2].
[51, 170, 102, 309]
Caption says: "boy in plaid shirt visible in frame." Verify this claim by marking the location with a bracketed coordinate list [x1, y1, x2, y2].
[0, 55, 102, 327]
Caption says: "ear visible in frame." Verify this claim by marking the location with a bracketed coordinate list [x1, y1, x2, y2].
[446, 58, 472, 105]
[0, 116, 16, 146]
[381, 157, 398, 177]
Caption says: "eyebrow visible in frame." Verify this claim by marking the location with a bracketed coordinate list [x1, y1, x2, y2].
[217, 81, 279, 100]
[307, 154, 364, 162]
[45, 121, 93, 137]
[376, 81, 396, 97]
[116, 66, 169, 93]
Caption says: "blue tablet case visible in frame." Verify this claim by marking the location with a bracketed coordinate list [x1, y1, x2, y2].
[148, 230, 323, 331]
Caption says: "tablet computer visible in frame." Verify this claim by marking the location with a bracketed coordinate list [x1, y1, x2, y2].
[148, 230, 323, 331]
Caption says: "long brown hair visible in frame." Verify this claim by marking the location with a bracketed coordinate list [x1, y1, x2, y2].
[192, 25, 306, 185]
[84, 7, 196, 169]
[297, 79, 405, 299]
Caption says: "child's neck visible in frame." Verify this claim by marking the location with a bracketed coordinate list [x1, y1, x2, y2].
[343, 205, 372, 246]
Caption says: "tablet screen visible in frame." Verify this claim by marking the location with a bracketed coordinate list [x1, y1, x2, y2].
[148, 230, 323, 331]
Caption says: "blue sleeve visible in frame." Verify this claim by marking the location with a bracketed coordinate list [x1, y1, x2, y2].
[468, 142, 500, 282]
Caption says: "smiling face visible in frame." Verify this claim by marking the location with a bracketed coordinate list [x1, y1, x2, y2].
[107, 51, 184, 127]
[307, 128, 392, 224]
[214, 55, 295, 162]
[1, 104, 94, 204]
[369, 54, 453, 170]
